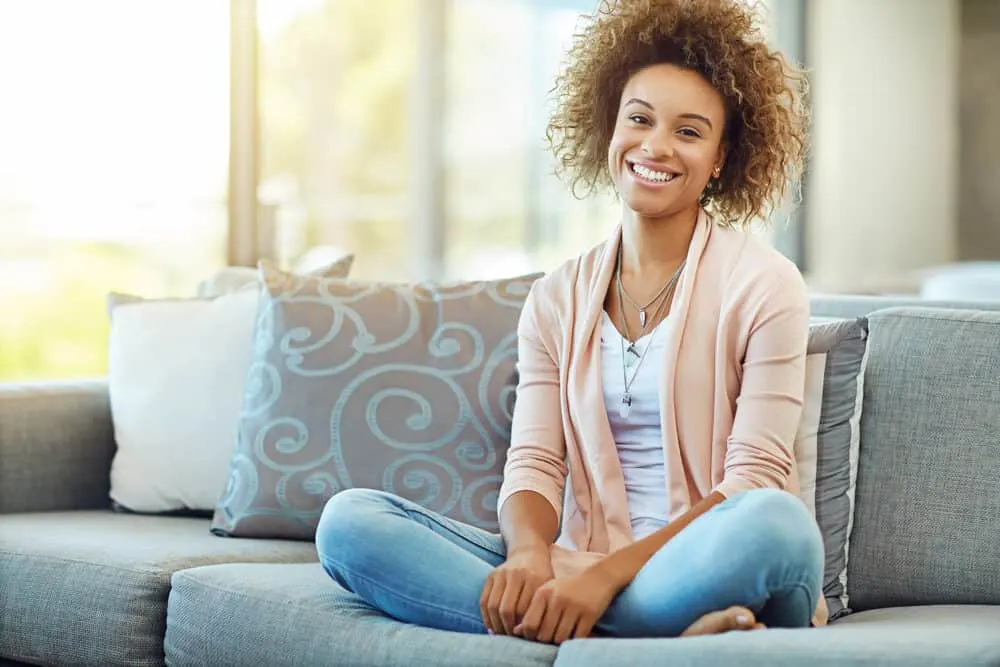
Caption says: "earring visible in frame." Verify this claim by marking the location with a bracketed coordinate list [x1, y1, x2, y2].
[713, 166, 721, 178]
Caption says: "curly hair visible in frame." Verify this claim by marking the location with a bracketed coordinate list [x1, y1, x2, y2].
[546, 0, 809, 227]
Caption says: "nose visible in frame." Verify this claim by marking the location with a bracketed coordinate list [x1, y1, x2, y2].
[641, 127, 674, 158]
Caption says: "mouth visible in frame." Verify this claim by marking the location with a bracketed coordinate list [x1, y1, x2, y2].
[627, 160, 680, 186]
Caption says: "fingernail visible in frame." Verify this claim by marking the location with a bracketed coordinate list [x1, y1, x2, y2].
[737, 615, 751, 625]
[487, 629, 495, 635]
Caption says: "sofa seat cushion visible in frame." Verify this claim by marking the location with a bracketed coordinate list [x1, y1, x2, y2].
[553, 605, 1000, 667]
[0, 511, 317, 667]
[165, 562, 557, 667]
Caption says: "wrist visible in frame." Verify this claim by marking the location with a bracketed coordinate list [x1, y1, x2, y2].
[505, 542, 549, 560]
[592, 553, 633, 592]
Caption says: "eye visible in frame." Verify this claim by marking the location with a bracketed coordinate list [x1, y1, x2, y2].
[678, 127, 702, 138]
[628, 114, 650, 125]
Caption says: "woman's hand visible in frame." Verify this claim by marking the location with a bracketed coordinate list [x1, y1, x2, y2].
[513, 566, 620, 645]
[480, 546, 555, 636]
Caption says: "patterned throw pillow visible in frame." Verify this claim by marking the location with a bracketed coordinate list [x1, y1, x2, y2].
[794, 317, 869, 620]
[211, 265, 543, 540]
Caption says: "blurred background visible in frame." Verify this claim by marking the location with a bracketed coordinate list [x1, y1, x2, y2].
[1, 0, 997, 381]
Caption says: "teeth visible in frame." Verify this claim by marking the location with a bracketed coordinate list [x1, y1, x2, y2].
[632, 163, 675, 182]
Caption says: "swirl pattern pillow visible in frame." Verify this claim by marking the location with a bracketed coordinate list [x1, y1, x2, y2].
[211, 265, 543, 540]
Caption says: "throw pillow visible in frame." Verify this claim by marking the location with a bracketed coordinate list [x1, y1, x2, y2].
[794, 317, 869, 621]
[106, 259, 353, 515]
[211, 265, 543, 540]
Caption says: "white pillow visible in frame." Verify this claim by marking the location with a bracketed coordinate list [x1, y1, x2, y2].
[107, 289, 261, 513]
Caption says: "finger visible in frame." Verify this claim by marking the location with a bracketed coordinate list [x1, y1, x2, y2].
[515, 579, 535, 618]
[514, 593, 546, 641]
[487, 575, 507, 634]
[479, 575, 494, 633]
[536, 600, 565, 644]
[574, 614, 597, 640]
[553, 608, 579, 645]
[498, 576, 524, 635]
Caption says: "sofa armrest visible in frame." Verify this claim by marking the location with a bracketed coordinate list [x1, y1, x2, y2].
[0, 379, 115, 514]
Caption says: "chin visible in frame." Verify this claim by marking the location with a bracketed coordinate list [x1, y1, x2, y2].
[623, 193, 681, 219]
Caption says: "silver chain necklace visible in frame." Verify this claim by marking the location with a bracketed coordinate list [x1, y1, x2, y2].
[615, 244, 686, 343]
[618, 266, 679, 330]
[613, 244, 685, 419]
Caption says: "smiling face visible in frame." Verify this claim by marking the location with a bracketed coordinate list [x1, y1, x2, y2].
[608, 63, 728, 221]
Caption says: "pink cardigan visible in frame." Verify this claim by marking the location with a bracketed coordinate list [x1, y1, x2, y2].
[497, 209, 827, 625]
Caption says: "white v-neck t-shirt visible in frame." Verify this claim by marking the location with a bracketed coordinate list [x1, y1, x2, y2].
[600, 311, 669, 541]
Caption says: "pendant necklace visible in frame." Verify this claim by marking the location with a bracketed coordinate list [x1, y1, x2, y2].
[615, 282, 668, 419]
[618, 260, 683, 330]
[614, 244, 686, 419]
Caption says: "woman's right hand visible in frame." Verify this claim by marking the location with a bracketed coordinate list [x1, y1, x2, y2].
[480, 546, 555, 636]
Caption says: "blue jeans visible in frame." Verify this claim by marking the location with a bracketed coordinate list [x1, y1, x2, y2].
[315, 487, 823, 638]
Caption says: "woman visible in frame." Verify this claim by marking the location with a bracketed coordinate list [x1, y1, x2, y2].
[316, 0, 824, 644]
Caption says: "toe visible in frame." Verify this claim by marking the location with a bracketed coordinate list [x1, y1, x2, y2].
[681, 606, 757, 637]
[724, 606, 757, 631]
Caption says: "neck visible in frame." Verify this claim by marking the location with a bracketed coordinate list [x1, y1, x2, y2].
[619, 205, 700, 274]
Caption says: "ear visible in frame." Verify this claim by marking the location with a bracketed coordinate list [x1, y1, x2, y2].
[714, 144, 728, 176]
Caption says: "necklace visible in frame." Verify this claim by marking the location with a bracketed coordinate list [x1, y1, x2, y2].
[613, 244, 685, 419]
[617, 252, 686, 331]
[615, 283, 671, 419]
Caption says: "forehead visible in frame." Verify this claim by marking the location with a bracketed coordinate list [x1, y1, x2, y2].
[620, 63, 725, 118]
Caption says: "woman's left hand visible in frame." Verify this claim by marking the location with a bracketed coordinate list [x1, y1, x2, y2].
[513, 566, 620, 645]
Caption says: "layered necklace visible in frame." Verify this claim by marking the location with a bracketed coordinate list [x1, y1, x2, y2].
[614, 242, 686, 419]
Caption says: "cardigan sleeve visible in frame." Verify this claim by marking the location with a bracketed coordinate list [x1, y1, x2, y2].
[714, 264, 810, 498]
[496, 283, 568, 520]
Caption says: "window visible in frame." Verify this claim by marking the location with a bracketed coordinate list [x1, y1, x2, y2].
[442, 0, 618, 280]
[0, 1, 230, 381]
[256, 0, 616, 283]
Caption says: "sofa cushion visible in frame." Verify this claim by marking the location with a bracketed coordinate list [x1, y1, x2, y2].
[849, 308, 1000, 611]
[211, 265, 543, 540]
[0, 511, 316, 667]
[165, 562, 557, 667]
[553, 605, 1000, 667]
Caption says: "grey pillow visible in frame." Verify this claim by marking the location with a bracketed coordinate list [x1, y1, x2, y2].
[211, 265, 543, 540]
[798, 317, 869, 620]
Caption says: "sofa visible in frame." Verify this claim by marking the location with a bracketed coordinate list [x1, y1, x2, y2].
[2, 293, 999, 667]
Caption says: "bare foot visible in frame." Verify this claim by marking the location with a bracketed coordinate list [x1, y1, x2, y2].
[680, 606, 767, 637]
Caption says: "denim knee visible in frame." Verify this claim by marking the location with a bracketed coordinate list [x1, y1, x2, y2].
[315, 488, 392, 566]
[727, 488, 824, 577]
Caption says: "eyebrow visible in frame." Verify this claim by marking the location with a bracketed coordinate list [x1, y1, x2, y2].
[623, 98, 714, 130]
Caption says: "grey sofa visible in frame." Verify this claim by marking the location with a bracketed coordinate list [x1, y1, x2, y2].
[2, 295, 1000, 667]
